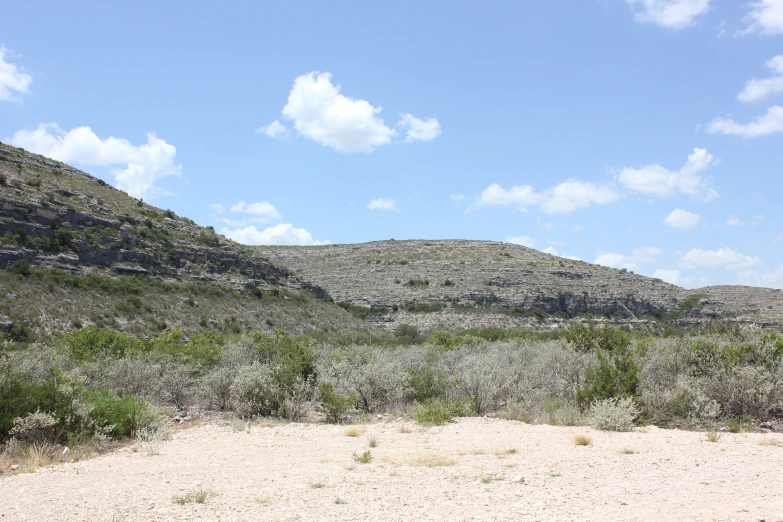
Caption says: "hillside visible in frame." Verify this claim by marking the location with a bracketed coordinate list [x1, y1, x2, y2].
[0, 142, 375, 338]
[262, 240, 783, 331]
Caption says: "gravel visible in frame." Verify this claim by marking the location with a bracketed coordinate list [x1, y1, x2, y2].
[1, 418, 782, 521]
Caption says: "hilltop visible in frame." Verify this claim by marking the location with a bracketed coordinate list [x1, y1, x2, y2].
[0, 143, 374, 339]
[262, 240, 783, 331]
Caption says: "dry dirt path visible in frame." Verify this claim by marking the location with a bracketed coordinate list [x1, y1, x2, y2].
[1, 418, 782, 521]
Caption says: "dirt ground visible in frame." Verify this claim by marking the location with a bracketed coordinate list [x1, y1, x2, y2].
[1, 417, 782, 521]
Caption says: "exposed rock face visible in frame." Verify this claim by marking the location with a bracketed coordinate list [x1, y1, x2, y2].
[262, 240, 783, 329]
[0, 143, 329, 298]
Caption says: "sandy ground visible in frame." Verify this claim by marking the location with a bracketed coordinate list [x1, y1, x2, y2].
[0, 417, 782, 522]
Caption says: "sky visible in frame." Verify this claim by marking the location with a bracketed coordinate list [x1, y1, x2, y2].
[1, 0, 782, 289]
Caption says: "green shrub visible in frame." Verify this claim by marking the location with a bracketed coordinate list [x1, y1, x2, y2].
[7, 259, 31, 277]
[86, 389, 165, 438]
[64, 327, 148, 362]
[414, 399, 466, 425]
[317, 382, 355, 423]
[406, 367, 448, 402]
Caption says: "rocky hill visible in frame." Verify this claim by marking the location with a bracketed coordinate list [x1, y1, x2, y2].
[0, 142, 374, 338]
[262, 240, 783, 331]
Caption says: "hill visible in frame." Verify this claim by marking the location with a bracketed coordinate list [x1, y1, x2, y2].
[262, 240, 783, 331]
[0, 142, 375, 339]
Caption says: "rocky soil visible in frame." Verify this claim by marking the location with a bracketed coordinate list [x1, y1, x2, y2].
[263, 240, 783, 330]
[1, 418, 781, 521]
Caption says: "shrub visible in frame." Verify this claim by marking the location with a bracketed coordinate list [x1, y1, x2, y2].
[86, 389, 166, 439]
[7, 259, 31, 277]
[316, 382, 354, 423]
[588, 397, 638, 431]
[414, 399, 465, 425]
[230, 363, 282, 417]
[407, 367, 448, 403]
[9, 410, 58, 443]
[64, 327, 147, 363]
[353, 450, 372, 464]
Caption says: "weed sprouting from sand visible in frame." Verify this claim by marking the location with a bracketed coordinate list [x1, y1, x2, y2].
[758, 439, 782, 447]
[135, 426, 166, 456]
[480, 475, 503, 484]
[706, 431, 721, 443]
[310, 481, 327, 489]
[353, 450, 373, 464]
[173, 488, 210, 505]
[620, 448, 636, 454]
[334, 497, 347, 505]
[368, 435, 378, 447]
[573, 435, 592, 446]
[343, 426, 365, 437]
[230, 418, 248, 433]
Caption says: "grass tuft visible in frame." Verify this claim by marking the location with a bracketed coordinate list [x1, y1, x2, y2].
[573, 435, 592, 446]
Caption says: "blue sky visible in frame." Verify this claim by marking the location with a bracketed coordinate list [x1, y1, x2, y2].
[1, 1, 781, 288]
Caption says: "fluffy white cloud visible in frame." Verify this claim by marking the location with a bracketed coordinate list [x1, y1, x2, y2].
[209, 203, 225, 214]
[221, 223, 329, 246]
[744, 0, 783, 35]
[367, 198, 397, 211]
[398, 113, 441, 142]
[505, 235, 538, 248]
[707, 105, 783, 137]
[594, 247, 662, 271]
[0, 46, 32, 102]
[9, 124, 180, 198]
[736, 264, 783, 289]
[626, 0, 711, 29]
[255, 120, 288, 138]
[471, 180, 620, 215]
[229, 200, 282, 222]
[617, 148, 717, 200]
[664, 209, 701, 229]
[679, 247, 763, 270]
[738, 55, 783, 102]
[653, 268, 682, 285]
[260, 72, 440, 152]
[279, 72, 396, 152]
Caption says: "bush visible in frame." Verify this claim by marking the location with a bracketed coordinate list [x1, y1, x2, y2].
[414, 399, 466, 425]
[64, 327, 148, 363]
[316, 382, 354, 423]
[588, 397, 638, 431]
[86, 389, 165, 439]
[7, 259, 31, 277]
[230, 363, 282, 417]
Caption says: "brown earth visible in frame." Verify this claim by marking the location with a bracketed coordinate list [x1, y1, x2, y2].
[1, 418, 782, 521]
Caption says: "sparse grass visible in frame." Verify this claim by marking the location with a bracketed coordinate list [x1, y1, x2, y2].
[550, 473, 562, 477]
[135, 425, 166, 456]
[573, 435, 592, 446]
[397, 453, 457, 467]
[343, 426, 366, 437]
[706, 431, 721, 443]
[173, 488, 210, 505]
[230, 418, 248, 432]
[368, 435, 378, 447]
[758, 439, 782, 447]
[480, 475, 503, 484]
[334, 497, 347, 505]
[353, 450, 373, 464]
[310, 481, 327, 489]
[620, 448, 636, 454]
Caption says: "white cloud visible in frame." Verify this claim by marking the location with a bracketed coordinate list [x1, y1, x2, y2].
[679, 247, 764, 270]
[0, 46, 32, 102]
[738, 55, 783, 102]
[471, 180, 620, 215]
[261, 72, 439, 152]
[626, 0, 711, 29]
[736, 264, 783, 289]
[773, 233, 782, 244]
[743, 0, 783, 35]
[450, 193, 465, 201]
[594, 247, 662, 271]
[617, 148, 717, 199]
[398, 113, 441, 142]
[209, 203, 225, 214]
[541, 246, 581, 261]
[278, 72, 396, 153]
[255, 120, 288, 138]
[726, 214, 744, 227]
[229, 200, 282, 222]
[664, 209, 702, 229]
[367, 198, 397, 211]
[505, 235, 538, 248]
[9, 124, 180, 198]
[653, 268, 682, 285]
[707, 105, 783, 137]
[221, 223, 329, 246]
